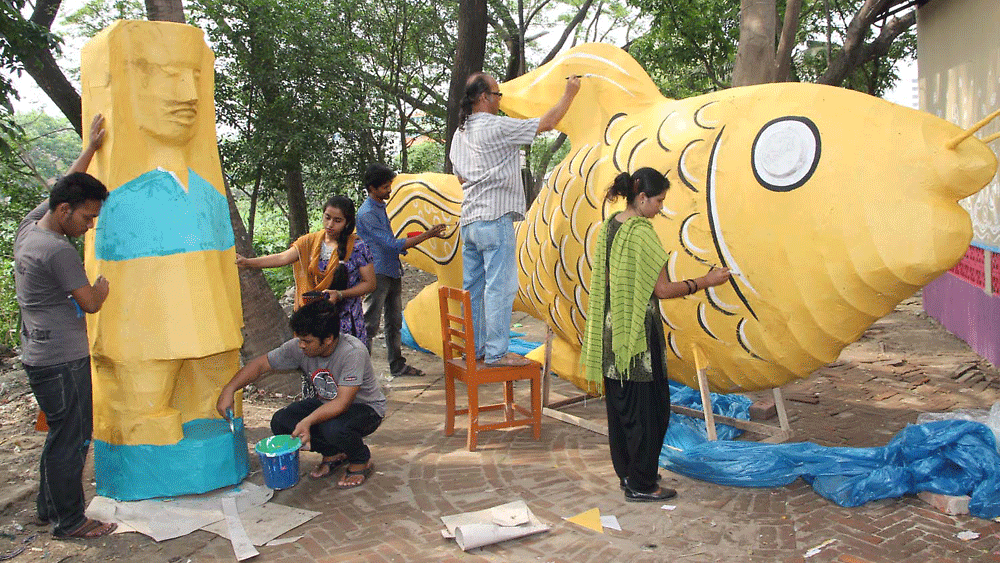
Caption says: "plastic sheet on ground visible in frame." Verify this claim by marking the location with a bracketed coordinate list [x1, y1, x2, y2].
[401, 321, 541, 357]
[664, 381, 751, 449]
[660, 418, 1000, 519]
[917, 401, 1000, 443]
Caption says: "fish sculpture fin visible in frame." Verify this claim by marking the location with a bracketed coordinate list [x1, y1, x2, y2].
[499, 43, 665, 143]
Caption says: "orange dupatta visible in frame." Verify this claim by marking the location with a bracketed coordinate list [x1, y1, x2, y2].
[290, 230, 356, 309]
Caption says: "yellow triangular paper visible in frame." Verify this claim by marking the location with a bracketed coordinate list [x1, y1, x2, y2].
[565, 507, 603, 533]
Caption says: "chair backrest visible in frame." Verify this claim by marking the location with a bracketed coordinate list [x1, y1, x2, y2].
[438, 286, 476, 371]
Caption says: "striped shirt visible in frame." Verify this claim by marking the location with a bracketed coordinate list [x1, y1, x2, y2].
[449, 112, 540, 225]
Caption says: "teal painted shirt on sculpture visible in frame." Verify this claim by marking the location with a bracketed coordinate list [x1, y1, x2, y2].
[95, 168, 234, 261]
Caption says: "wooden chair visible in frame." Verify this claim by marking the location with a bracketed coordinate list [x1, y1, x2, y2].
[438, 286, 542, 451]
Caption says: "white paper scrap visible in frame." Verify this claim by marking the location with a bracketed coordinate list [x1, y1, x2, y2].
[491, 503, 530, 527]
[441, 500, 549, 551]
[956, 530, 980, 541]
[202, 502, 319, 546]
[265, 535, 303, 547]
[660, 505, 677, 511]
[804, 539, 836, 558]
[599, 515, 621, 531]
[221, 497, 259, 561]
[85, 483, 273, 543]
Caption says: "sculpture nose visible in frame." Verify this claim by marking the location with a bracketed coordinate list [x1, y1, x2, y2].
[174, 68, 198, 104]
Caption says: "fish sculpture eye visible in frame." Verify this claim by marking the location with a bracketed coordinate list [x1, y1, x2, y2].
[751, 116, 822, 192]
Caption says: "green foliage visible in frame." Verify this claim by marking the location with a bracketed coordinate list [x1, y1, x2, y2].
[0, 1, 63, 160]
[527, 133, 571, 178]
[400, 140, 445, 174]
[190, 0, 396, 224]
[62, 0, 147, 37]
[236, 200, 295, 298]
[628, 0, 916, 98]
[0, 123, 49, 352]
[17, 111, 79, 182]
[627, 0, 738, 97]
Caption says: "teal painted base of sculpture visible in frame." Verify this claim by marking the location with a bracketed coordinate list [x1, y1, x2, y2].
[95, 417, 250, 501]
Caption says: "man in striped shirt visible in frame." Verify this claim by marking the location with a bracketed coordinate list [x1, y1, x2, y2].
[449, 72, 580, 366]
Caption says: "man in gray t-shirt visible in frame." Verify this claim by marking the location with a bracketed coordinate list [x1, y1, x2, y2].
[217, 299, 385, 488]
[13, 115, 118, 539]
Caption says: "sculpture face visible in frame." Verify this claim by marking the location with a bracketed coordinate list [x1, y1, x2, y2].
[129, 45, 202, 146]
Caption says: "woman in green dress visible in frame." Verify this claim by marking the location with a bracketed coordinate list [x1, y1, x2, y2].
[582, 167, 731, 502]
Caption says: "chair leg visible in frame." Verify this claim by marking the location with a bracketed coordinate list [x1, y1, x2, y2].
[531, 371, 541, 440]
[504, 380, 514, 421]
[467, 382, 479, 451]
[444, 372, 456, 437]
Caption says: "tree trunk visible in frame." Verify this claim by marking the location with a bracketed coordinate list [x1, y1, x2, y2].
[3, 0, 82, 135]
[19, 49, 83, 135]
[224, 177, 296, 393]
[731, 0, 776, 87]
[285, 158, 309, 242]
[444, 0, 488, 173]
[774, 0, 803, 82]
[145, 0, 185, 22]
[247, 161, 264, 240]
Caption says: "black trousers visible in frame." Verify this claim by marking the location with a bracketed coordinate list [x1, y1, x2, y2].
[24, 356, 93, 535]
[604, 349, 671, 494]
[270, 398, 382, 463]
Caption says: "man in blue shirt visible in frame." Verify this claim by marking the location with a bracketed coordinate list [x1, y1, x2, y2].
[356, 163, 446, 377]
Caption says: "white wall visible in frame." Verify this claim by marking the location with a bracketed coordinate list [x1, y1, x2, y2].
[919, 0, 1000, 251]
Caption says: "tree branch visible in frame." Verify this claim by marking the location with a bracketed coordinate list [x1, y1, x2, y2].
[819, 2, 914, 86]
[775, 0, 802, 82]
[29, 0, 61, 29]
[541, 0, 594, 65]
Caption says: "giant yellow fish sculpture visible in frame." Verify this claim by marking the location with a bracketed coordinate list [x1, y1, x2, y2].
[389, 43, 999, 394]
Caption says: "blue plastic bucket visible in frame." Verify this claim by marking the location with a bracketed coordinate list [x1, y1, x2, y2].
[254, 435, 302, 490]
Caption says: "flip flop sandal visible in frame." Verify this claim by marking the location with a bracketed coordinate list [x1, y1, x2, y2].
[337, 463, 374, 489]
[54, 518, 117, 539]
[309, 456, 349, 480]
[397, 365, 425, 377]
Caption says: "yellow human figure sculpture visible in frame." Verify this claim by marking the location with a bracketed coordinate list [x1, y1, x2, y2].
[81, 21, 245, 500]
[391, 43, 998, 395]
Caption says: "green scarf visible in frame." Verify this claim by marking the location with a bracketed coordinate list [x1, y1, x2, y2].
[581, 214, 670, 389]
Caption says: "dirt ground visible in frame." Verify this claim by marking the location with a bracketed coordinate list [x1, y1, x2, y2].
[0, 268, 997, 562]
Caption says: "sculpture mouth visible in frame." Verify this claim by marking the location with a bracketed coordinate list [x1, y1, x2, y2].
[169, 106, 197, 123]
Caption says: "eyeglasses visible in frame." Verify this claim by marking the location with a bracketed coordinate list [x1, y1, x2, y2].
[487, 91, 503, 99]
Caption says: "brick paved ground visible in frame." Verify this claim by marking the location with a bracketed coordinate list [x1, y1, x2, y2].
[5, 293, 1000, 562]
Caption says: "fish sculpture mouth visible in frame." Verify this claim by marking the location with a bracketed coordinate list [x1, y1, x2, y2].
[705, 125, 759, 320]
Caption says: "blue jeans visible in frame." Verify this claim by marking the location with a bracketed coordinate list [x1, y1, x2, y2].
[24, 356, 93, 536]
[461, 214, 518, 363]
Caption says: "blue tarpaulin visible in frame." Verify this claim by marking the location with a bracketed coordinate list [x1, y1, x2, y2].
[660, 416, 1000, 519]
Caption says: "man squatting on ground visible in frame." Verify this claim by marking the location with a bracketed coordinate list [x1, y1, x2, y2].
[357, 162, 446, 377]
[216, 299, 386, 487]
[14, 115, 118, 538]
[448, 72, 581, 366]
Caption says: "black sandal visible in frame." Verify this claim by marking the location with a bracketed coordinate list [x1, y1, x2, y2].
[337, 462, 374, 489]
[396, 365, 425, 377]
[309, 455, 349, 480]
[54, 518, 117, 539]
